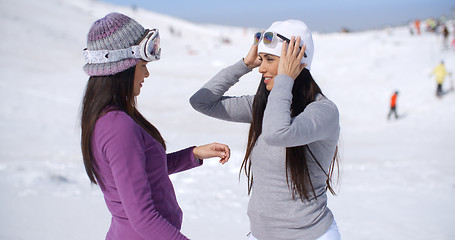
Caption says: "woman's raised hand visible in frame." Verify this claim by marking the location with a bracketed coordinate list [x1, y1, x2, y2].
[243, 44, 262, 70]
[193, 143, 231, 164]
[277, 36, 307, 80]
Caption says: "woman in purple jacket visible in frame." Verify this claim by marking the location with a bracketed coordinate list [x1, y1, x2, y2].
[80, 13, 230, 240]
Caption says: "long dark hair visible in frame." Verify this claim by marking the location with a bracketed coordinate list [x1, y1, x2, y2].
[81, 66, 166, 187]
[240, 69, 339, 201]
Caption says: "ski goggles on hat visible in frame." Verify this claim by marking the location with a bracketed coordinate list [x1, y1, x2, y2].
[83, 28, 161, 64]
[254, 31, 307, 58]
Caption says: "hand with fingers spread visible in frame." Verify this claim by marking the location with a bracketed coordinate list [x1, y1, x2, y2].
[193, 142, 231, 164]
[277, 36, 307, 80]
[244, 44, 262, 70]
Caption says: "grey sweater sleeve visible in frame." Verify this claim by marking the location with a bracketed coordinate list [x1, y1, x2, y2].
[189, 60, 254, 123]
[262, 74, 340, 147]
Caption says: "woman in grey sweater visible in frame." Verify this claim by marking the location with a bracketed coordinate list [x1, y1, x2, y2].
[190, 20, 341, 240]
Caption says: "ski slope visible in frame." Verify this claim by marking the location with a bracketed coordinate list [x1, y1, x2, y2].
[0, 0, 454, 239]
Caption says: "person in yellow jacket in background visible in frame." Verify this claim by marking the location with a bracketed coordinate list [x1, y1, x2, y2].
[432, 61, 451, 97]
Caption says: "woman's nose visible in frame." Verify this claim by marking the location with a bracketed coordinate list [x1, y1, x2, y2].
[144, 68, 150, 78]
[258, 62, 266, 74]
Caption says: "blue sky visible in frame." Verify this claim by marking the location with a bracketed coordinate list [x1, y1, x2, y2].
[103, 0, 454, 32]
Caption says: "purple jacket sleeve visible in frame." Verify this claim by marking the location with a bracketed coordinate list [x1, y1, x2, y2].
[167, 147, 203, 175]
[102, 113, 189, 240]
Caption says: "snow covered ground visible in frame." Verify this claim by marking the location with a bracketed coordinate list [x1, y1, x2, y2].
[1, 0, 454, 239]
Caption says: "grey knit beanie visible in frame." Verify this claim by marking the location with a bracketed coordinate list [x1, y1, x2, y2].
[83, 12, 145, 76]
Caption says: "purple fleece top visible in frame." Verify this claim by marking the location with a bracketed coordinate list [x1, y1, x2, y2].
[91, 110, 202, 240]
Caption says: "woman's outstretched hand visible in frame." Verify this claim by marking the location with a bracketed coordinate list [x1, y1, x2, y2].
[243, 44, 262, 69]
[277, 36, 307, 80]
[193, 143, 231, 164]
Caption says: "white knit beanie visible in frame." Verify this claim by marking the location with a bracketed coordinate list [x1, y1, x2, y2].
[258, 19, 314, 70]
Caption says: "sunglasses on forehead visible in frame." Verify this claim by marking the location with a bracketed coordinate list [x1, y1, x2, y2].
[254, 31, 307, 58]
[83, 28, 161, 64]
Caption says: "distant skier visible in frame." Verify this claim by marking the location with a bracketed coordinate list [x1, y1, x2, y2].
[442, 25, 449, 49]
[387, 91, 399, 120]
[432, 61, 450, 97]
[415, 19, 421, 35]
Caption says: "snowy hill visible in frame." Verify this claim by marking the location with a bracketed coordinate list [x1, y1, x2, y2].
[0, 0, 454, 239]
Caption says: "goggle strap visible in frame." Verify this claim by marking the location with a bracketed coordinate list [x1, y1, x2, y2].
[83, 46, 142, 64]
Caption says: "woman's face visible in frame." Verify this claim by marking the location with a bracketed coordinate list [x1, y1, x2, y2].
[133, 60, 150, 96]
[258, 53, 280, 91]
